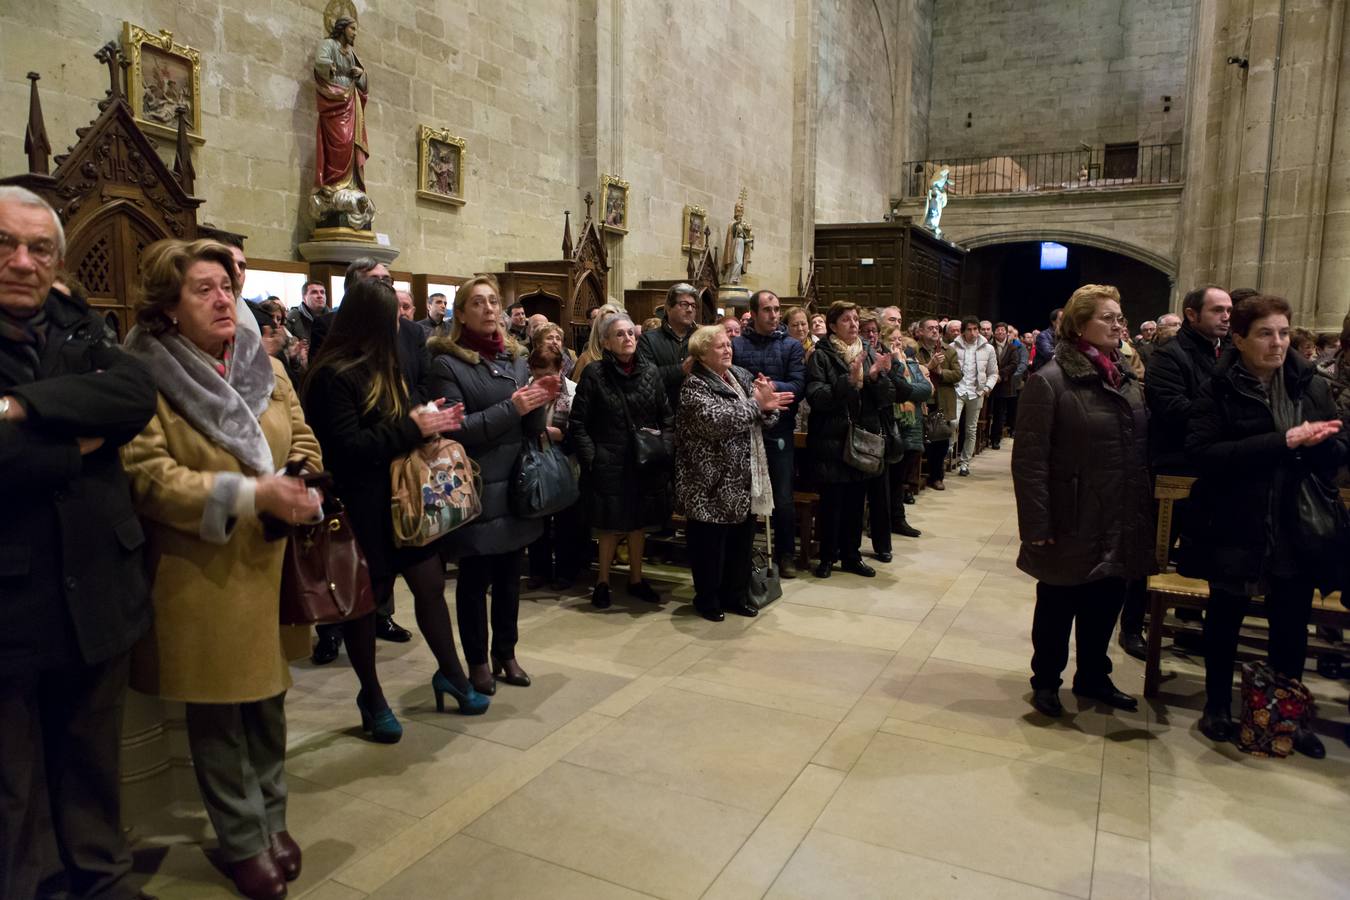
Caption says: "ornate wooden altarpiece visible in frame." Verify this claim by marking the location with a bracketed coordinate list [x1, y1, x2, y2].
[1, 43, 203, 339]
[495, 194, 610, 349]
[778, 253, 821, 312]
[624, 227, 721, 325]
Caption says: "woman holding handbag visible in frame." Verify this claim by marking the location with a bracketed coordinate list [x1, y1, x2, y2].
[804, 301, 896, 579]
[524, 346, 586, 591]
[569, 311, 675, 609]
[884, 324, 929, 526]
[304, 278, 484, 742]
[122, 240, 323, 900]
[676, 326, 793, 620]
[1183, 294, 1348, 756]
[426, 274, 556, 695]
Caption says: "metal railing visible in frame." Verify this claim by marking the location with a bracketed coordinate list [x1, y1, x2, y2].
[900, 143, 1182, 199]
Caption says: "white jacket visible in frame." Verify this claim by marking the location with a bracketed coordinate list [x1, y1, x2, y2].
[949, 335, 999, 399]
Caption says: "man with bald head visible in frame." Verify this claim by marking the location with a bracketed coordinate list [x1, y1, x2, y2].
[0, 187, 157, 900]
[395, 288, 416, 322]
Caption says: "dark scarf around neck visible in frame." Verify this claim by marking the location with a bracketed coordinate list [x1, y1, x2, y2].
[459, 327, 504, 359]
[0, 304, 50, 385]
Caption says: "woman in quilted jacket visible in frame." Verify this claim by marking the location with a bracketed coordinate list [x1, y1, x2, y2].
[675, 326, 793, 621]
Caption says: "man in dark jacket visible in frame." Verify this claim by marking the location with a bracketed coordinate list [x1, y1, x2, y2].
[1112, 284, 1232, 660]
[733, 289, 806, 576]
[0, 188, 157, 900]
[637, 282, 698, 410]
[1030, 308, 1061, 372]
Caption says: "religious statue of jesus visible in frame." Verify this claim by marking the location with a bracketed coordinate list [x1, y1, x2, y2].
[312, 15, 375, 231]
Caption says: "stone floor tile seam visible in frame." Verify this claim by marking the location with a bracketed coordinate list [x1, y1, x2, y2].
[801, 826, 1087, 900]
[458, 829, 669, 900]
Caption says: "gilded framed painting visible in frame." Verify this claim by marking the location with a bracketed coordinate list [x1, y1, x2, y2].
[682, 204, 707, 253]
[417, 125, 466, 206]
[600, 174, 629, 234]
[122, 23, 204, 143]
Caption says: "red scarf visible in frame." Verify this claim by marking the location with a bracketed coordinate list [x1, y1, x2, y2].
[615, 354, 637, 375]
[459, 327, 504, 359]
[1076, 340, 1121, 389]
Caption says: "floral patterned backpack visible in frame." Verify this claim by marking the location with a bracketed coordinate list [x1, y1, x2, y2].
[1235, 661, 1316, 758]
[390, 437, 482, 547]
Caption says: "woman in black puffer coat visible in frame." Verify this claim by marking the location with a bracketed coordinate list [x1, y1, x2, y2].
[805, 301, 896, 579]
[569, 311, 674, 610]
[1182, 294, 1348, 757]
[427, 274, 554, 697]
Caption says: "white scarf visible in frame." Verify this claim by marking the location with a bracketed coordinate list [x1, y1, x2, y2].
[726, 371, 774, 516]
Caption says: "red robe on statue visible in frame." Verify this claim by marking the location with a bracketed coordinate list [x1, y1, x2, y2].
[314, 75, 367, 191]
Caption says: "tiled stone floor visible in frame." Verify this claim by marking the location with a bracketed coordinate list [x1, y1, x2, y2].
[134, 446, 1350, 899]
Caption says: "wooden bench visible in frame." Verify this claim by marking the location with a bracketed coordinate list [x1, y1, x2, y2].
[1142, 475, 1350, 697]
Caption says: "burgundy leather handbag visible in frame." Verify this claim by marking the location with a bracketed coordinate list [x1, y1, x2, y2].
[279, 495, 376, 626]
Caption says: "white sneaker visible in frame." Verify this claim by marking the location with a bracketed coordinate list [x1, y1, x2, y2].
[958, 463, 970, 476]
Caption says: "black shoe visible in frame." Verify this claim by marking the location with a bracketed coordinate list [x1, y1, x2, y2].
[840, 559, 876, 578]
[626, 579, 662, 603]
[873, 550, 893, 563]
[723, 602, 758, 618]
[891, 521, 921, 538]
[778, 556, 798, 579]
[698, 607, 726, 622]
[990, 442, 1001, 450]
[591, 582, 612, 609]
[1199, 708, 1234, 743]
[903, 491, 916, 505]
[1118, 632, 1148, 661]
[813, 562, 833, 579]
[1293, 726, 1326, 759]
[376, 616, 412, 643]
[551, 576, 575, 593]
[1031, 688, 1063, 718]
[525, 575, 549, 591]
[1072, 680, 1138, 712]
[311, 630, 341, 665]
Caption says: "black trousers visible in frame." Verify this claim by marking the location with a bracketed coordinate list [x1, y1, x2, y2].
[1030, 578, 1126, 691]
[866, 470, 891, 554]
[764, 436, 797, 559]
[990, 394, 1018, 443]
[527, 500, 586, 582]
[0, 654, 135, 900]
[897, 449, 922, 495]
[1118, 578, 1148, 636]
[456, 551, 523, 665]
[923, 438, 950, 485]
[1203, 577, 1315, 713]
[686, 517, 755, 614]
[817, 480, 866, 565]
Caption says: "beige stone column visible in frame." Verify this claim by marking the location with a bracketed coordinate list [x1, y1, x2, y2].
[789, 0, 820, 282]
[1175, 0, 1350, 330]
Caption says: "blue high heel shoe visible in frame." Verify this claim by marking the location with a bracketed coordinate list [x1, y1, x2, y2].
[432, 671, 490, 715]
[356, 691, 403, 743]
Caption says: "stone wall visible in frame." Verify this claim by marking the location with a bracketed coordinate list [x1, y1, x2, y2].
[814, 0, 896, 223]
[0, 0, 584, 277]
[925, 0, 1191, 159]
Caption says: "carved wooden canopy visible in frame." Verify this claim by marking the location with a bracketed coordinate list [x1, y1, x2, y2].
[2, 43, 202, 337]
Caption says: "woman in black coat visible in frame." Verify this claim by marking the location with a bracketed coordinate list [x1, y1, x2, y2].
[305, 280, 485, 742]
[1183, 294, 1347, 757]
[426, 274, 555, 696]
[805, 301, 896, 579]
[569, 311, 674, 610]
[1012, 285, 1154, 720]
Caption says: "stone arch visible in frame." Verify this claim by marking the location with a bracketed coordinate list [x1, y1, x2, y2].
[959, 230, 1176, 279]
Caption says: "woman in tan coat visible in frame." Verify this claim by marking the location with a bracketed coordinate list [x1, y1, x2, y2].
[122, 240, 322, 900]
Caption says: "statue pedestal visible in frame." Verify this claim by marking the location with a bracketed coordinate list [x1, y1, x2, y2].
[717, 285, 752, 313]
[299, 238, 400, 267]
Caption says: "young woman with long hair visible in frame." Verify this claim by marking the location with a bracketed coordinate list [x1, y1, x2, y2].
[303, 279, 486, 744]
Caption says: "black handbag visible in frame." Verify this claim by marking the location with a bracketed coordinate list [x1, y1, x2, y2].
[923, 407, 952, 443]
[1289, 470, 1349, 589]
[748, 515, 783, 610]
[615, 372, 673, 477]
[883, 416, 905, 464]
[512, 435, 580, 518]
[842, 406, 885, 475]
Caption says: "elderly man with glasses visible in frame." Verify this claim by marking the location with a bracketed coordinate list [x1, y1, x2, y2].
[0, 186, 158, 900]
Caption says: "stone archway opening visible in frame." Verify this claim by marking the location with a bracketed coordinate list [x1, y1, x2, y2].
[962, 239, 1173, 334]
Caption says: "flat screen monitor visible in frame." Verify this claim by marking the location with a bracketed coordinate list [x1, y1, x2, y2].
[1040, 242, 1068, 270]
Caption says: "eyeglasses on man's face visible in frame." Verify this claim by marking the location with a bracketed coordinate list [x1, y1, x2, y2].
[0, 230, 59, 268]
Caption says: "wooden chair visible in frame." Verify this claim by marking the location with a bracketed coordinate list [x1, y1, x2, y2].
[1142, 476, 1350, 697]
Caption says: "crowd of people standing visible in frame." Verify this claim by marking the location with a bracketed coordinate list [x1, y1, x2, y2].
[5, 181, 1349, 900]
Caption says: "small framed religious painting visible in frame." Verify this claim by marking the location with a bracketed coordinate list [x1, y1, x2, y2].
[122, 23, 204, 144]
[600, 174, 630, 234]
[682, 205, 707, 253]
[417, 125, 467, 206]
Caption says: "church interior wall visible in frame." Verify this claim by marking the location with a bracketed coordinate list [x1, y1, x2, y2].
[925, 0, 1192, 159]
